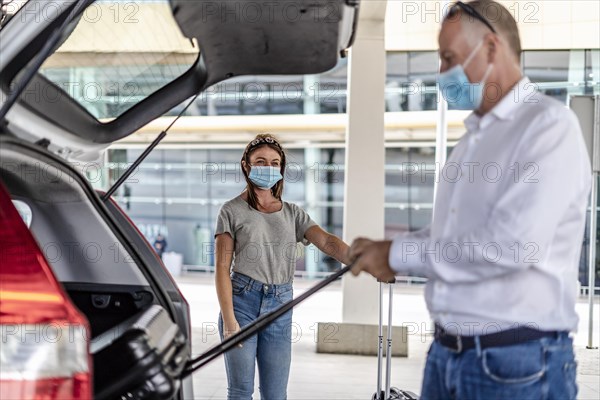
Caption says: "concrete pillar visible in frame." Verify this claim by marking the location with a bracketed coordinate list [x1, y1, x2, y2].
[303, 75, 321, 278]
[304, 75, 320, 115]
[434, 0, 450, 205]
[341, 1, 387, 326]
[317, 1, 409, 357]
[304, 147, 321, 278]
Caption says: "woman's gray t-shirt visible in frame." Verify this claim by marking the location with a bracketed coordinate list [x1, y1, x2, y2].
[214, 195, 317, 284]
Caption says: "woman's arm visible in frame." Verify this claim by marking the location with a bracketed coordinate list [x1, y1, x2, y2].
[214, 233, 239, 338]
[304, 225, 353, 266]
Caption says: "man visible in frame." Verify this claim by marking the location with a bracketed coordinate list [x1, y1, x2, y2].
[153, 233, 168, 259]
[349, 1, 591, 399]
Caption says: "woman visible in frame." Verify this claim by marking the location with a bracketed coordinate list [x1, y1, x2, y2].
[214, 133, 352, 400]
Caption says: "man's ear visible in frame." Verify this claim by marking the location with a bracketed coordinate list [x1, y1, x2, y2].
[486, 33, 499, 64]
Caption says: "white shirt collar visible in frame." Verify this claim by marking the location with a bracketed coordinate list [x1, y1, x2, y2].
[464, 76, 534, 133]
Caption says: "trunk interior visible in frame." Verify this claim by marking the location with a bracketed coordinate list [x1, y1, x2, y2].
[0, 134, 191, 398]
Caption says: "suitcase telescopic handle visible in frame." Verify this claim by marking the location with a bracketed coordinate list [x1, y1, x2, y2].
[182, 265, 353, 377]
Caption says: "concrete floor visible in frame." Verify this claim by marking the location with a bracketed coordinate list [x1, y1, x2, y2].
[176, 273, 600, 400]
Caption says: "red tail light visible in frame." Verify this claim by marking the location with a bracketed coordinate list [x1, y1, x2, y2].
[0, 182, 92, 399]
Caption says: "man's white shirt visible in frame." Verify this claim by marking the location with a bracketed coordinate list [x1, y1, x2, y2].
[389, 77, 592, 335]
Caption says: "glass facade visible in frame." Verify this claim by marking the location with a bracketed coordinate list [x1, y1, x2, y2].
[44, 49, 600, 119]
[168, 59, 350, 117]
[523, 49, 600, 104]
[81, 49, 599, 286]
[98, 146, 440, 275]
[97, 145, 599, 289]
[581, 176, 600, 293]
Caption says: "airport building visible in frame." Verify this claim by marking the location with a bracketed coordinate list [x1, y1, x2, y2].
[40, 0, 599, 284]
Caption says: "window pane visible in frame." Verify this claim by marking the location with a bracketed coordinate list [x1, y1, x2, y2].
[524, 50, 587, 104]
[386, 52, 438, 111]
[385, 147, 435, 234]
[586, 49, 600, 95]
[37, 0, 200, 119]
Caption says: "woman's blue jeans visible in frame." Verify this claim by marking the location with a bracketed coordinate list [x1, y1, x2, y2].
[218, 272, 294, 400]
[421, 332, 578, 400]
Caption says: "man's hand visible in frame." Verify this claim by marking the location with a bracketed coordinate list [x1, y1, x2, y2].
[349, 238, 396, 283]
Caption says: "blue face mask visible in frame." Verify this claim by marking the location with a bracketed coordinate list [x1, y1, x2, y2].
[248, 166, 283, 190]
[437, 40, 493, 110]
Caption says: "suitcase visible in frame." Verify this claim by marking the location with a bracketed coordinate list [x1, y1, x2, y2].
[372, 280, 420, 400]
[90, 304, 188, 400]
[182, 266, 419, 400]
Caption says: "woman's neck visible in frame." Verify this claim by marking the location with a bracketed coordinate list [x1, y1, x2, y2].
[242, 188, 278, 205]
[254, 188, 275, 204]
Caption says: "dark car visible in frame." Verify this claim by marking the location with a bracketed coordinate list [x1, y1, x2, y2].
[0, 0, 359, 398]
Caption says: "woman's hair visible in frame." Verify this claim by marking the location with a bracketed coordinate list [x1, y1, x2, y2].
[241, 133, 286, 210]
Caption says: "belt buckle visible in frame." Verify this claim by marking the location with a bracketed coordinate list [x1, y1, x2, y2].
[449, 335, 463, 353]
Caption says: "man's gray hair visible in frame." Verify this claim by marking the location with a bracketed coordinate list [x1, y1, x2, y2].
[458, 0, 522, 61]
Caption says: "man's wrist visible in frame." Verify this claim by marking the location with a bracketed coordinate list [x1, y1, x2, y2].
[388, 235, 420, 272]
[388, 236, 404, 272]
[388, 233, 430, 273]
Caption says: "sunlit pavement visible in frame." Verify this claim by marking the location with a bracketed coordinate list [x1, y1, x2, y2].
[176, 273, 600, 400]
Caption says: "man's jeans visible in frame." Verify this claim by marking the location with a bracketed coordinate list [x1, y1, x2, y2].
[421, 332, 578, 400]
[218, 272, 294, 400]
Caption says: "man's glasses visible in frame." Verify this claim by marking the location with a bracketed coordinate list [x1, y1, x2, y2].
[447, 1, 497, 34]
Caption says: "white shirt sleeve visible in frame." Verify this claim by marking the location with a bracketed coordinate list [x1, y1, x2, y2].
[389, 108, 591, 283]
[389, 226, 430, 274]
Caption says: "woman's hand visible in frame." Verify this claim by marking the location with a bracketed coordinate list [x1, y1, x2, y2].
[223, 319, 243, 347]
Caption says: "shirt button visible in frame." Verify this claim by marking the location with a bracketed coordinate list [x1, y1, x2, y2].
[264, 285, 269, 290]
[451, 208, 456, 214]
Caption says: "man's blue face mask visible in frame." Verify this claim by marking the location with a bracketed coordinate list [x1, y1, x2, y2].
[437, 40, 493, 110]
[248, 166, 283, 190]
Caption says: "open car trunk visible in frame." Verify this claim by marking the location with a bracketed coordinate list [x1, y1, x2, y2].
[0, 134, 192, 399]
